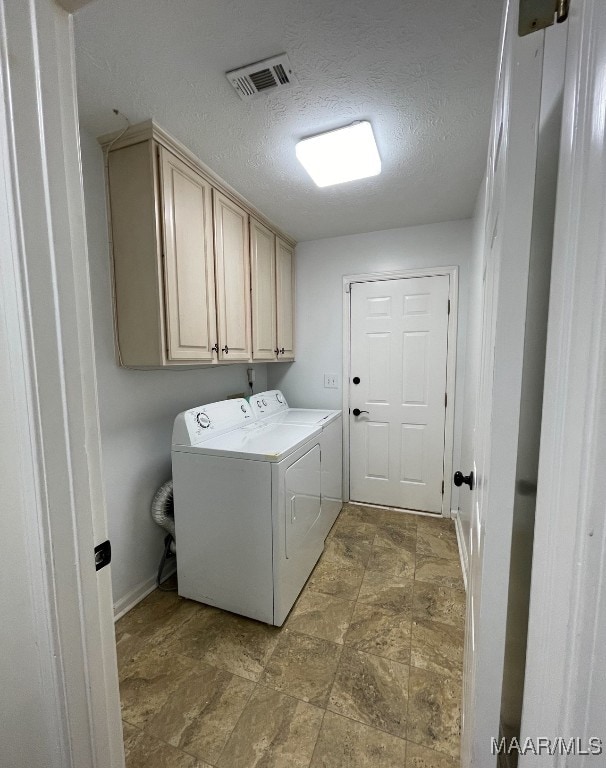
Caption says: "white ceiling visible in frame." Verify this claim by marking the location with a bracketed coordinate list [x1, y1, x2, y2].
[74, 0, 503, 242]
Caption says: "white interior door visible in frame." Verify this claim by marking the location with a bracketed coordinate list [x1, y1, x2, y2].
[349, 275, 450, 513]
[461, 0, 550, 763]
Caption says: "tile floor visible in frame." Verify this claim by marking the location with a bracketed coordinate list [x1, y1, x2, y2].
[116, 503, 466, 768]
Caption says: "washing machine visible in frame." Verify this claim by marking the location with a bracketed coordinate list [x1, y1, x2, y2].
[171, 398, 323, 626]
[250, 390, 342, 540]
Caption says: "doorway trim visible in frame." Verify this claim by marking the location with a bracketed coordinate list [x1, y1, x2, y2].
[342, 265, 458, 516]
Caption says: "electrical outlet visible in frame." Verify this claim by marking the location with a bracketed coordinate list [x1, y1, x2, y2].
[324, 373, 339, 389]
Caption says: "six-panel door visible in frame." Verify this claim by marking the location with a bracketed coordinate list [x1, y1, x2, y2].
[213, 191, 252, 361]
[160, 147, 217, 361]
[349, 275, 450, 513]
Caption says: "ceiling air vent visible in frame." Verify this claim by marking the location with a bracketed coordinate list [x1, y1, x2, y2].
[226, 53, 298, 101]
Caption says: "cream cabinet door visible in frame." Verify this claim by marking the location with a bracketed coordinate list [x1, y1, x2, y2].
[213, 191, 252, 361]
[160, 147, 217, 361]
[276, 237, 295, 360]
[250, 218, 277, 361]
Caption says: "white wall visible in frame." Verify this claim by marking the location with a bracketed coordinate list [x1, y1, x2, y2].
[80, 130, 267, 612]
[268, 220, 473, 508]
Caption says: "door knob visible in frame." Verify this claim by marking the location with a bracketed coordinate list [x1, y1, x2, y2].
[352, 376, 360, 385]
[454, 470, 474, 489]
[352, 408, 369, 417]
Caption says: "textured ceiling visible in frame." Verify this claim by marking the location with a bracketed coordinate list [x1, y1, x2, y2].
[74, 0, 503, 241]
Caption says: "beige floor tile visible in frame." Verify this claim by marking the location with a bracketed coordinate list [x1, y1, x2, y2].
[123, 725, 209, 768]
[416, 528, 460, 562]
[374, 520, 417, 552]
[414, 553, 465, 591]
[260, 630, 342, 706]
[167, 606, 282, 681]
[406, 741, 459, 767]
[367, 544, 415, 580]
[328, 647, 409, 737]
[310, 710, 408, 768]
[357, 569, 414, 614]
[116, 632, 149, 678]
[217, 686, 323, 768]
[146, 662, 255, 764]
[407, 666, 462, 758]
[411, 618, 464, 678]
[344, 603, 411, 663]
[120, 647, 200, 728]
[328, 519, 377, 546]
[116, 589, 198, 647]
[323, 534, 373, 567]
[412, 581, 466, 628]
[414, 515, 455, 533]
[287, 590, 356, 644]
[377, 509, 420, 528]
[307, 555, 366, 601]
[338, 503, 379, 525]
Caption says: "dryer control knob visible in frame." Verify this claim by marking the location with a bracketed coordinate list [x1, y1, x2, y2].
[262, 399, 268, 406]
[276, 393, 283, 403]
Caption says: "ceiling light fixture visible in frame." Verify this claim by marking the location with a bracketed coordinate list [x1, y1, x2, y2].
[295, 121, 381, 188]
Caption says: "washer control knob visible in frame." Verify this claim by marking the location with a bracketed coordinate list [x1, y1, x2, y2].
[262, 399, 268, 406]
[196, 412, 210, 429]
[276, 393, 283, 403]
[240, 404, 247, 413]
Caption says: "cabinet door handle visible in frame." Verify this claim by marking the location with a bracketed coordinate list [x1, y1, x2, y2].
[211, 343, 219, 354]
[222, 345, 229, 354]
[280, 348, 285, 355]
[274, 348, 280, 356]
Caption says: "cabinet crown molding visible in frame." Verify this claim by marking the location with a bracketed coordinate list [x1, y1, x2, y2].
[99, 120, 296, 248]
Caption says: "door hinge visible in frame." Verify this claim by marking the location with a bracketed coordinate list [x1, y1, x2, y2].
[441, 481, 445, 495]
[94, 540, 112, 572]
[448, 299, 450, 315]
[519, 0, 569, 36]
[445, 392, 448, 408]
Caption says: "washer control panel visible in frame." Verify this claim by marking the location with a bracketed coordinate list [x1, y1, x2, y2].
[250, 390, 289, 419]
[175, 398, 254, 445]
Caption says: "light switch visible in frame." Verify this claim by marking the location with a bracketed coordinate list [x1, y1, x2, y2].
[324, 374, 338, 389]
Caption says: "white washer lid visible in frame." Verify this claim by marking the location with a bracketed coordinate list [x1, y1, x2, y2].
[261, 408, 341, 426]
[172, 421, 321, 462]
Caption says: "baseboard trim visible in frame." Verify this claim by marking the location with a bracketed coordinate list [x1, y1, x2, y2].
[113, 563, 177, 621]
[453, 509, 469, 592]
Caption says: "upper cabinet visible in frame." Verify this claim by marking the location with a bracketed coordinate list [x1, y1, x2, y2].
[213, 192, 251, 361]
[276, 237, 295, 360]
[250, 218, 278, 361]
[250, 219, 295, 362]
[160, 147, 216, 362]
[101, 121, 295, 367]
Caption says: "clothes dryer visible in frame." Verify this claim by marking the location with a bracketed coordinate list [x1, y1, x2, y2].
[250, 390, 342, 539]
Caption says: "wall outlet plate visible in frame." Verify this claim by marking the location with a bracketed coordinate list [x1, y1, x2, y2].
[324, 374, 339, 389]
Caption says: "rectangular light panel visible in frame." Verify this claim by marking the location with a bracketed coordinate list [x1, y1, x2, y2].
[295, 121, 381, 188]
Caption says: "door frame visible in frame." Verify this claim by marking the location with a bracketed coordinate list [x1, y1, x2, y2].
[520, 0, 606, 755]
[342, 266, 458, 516]
[0, 1, 123, 766]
